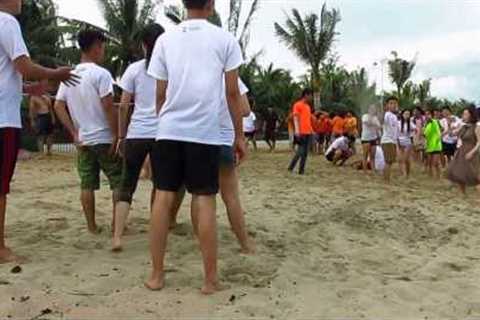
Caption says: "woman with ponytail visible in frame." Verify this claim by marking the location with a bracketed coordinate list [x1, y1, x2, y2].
[112, 24, 166, 252]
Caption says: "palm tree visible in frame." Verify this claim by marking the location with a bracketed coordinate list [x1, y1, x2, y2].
[274, 3, 341, 96]
[416, 79, 431, 106]
[18, 0, 64, 66]
[387, 51, 416, 99]
[94, 0, 158, 77]
[347, 68, 377, 115]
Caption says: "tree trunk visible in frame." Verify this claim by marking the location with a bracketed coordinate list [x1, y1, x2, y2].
[312, 69, 321, 110]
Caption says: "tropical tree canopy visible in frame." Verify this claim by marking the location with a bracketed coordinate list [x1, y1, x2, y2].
[18, 0, 64, 66]
[387, 51, 416, 98]
[95, 0, 159, 77]
[274, 3, 341, 91]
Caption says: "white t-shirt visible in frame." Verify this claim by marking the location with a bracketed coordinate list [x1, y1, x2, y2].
[326, 136, 349, 155]
[440, 116, 461, 144]
[397, 119, 416, 146]
[119, 59, 157, 139]
[56, 63, 114, 146]
[0, 12, 29, 128]
[361, 114, 380, 141]
[381, 111, 399, 144]
[219, 78, 249, 146]
[243, 112, 256, 133]
[148, 19, 243, 145]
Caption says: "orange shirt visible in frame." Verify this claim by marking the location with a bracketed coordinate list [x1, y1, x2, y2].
[332, 116, 345, 135]
[344, 116, 358, 136]
[317, 115, 332, 134]
[292, 99, 313, 135]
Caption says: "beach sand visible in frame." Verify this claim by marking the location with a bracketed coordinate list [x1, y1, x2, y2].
[1, 148, 480, 319]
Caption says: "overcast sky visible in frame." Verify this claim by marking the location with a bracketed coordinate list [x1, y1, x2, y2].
[55, 0, 480, 102]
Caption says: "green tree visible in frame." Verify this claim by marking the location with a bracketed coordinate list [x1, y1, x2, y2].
[274, 4, 341, 96]
[416, 79, 431, 106]
[18, 0, 64, 66]
[387, 51, 416, 101]
[347, 68, 377, 115]
[94, 0, 158, 77]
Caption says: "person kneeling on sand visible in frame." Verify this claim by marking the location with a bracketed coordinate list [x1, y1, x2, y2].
[325, 135, 353, 166]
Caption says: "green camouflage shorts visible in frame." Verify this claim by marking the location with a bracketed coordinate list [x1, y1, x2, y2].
[77, 144, 122, 191]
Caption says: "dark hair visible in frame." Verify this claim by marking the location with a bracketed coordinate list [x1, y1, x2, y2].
[400, 110, 411, 133]
[442, 106, 452, 112]
[415, 106, 424, 113]
[385, 96, 399, 105]
[139, 23, 165, 69]
[78, 29, 107, 52]
[463, 107, 478, 124]
[301, 88, 313, 97]
[183, 0, 210, 9]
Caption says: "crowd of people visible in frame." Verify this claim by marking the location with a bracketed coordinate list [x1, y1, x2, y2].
[284, 93, 480, 197]
[0, 0, 260, 295]
[1, 0, 479, 299]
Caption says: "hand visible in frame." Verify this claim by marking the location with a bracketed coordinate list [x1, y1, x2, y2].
[70, 130, 80, 146]
[466, 151, 475, 161]
[52, 67, 81, 87]
[115, 138, 125, 158]
[109, 137, 119, 157]
[234, 137, 247, 165]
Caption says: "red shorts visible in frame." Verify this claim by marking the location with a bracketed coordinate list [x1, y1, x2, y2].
[0, 128, 21, 195]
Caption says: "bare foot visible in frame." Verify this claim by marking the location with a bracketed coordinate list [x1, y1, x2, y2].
[240, 239, 256, 255]
[0, 248, 27, 264]
[201, 281, 224, 295]
[144, 274, 165, 291]
[112, 237, 123, 252]
[88, 225, 103, 235]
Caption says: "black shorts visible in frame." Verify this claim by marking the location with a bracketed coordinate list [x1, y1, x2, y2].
[326, 150, 335, 162]
[362, 139, 378, 146]
[35, 113, 53, 136]
[427, 151, 442, 155]
[245, 131, 256, 139]
[0, 128, 21, 195]
[151, 140, 220, 195]
[219, 145, 235, 168]
[116, 138, 155, 203]
[442, 142, 457, 157]
[264, 130, 276, 141]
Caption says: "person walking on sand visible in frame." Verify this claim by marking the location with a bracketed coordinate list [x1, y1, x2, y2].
[0, 0, 78, 263]
[170, 77, 255, 254]
[263, 107, 279, 152]
[447, 107, 480, 195]
[29, 82, 56, 155]
[243, 110, 257, 151]
[288, 88, 314, 175]
[112, 24, 166, 252]
[361, 104, 381, 172]
[423, 109, 443, 179]
[397, 110, 416, 178]
[380, 96, 400, 184]
[54, 30, 122, 234]
[440, 106, 461, 165]
[145, 0, 246, 294]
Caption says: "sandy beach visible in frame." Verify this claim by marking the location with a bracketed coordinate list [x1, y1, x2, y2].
[1, 147, 480, 319]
